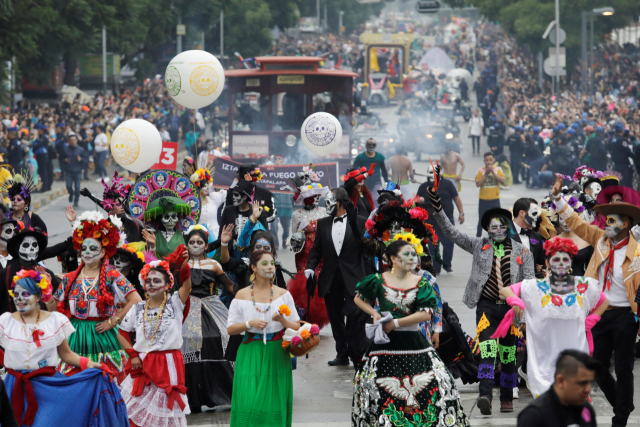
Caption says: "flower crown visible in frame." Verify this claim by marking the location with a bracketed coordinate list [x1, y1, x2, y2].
[139, 260, 174, 290]
[190, 168, 213, 188]
[244, 167, 263, 182]
[121, 243, 146, 263]
[186, 224, 209, 239]
[101, 172, 129, 210]
[184, 156, 195, 164]
[302, 165, 320, 183]
[393, 232, 425, 256]
[543, 236, 579, 257]
[10, 269, 53, 303]
[71, 211, 123, 259]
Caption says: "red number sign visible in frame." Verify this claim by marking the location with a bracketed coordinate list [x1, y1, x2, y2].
[151, 142, 178, 170]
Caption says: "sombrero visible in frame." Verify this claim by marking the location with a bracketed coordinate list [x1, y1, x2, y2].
[596, 185, 640, 207]
[481, 207, 513, 231]
[593, 203, 640, 225]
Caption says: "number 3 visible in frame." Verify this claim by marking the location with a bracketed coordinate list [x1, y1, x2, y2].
[160, 148, 175, 165]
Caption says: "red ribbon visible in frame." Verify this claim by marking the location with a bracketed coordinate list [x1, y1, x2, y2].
[165, 385, 187, 411]
[6, 367, 57, 426]
[130, 369, 153, 397]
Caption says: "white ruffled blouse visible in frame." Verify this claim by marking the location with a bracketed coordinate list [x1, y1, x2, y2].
[227, 292, 299, 334]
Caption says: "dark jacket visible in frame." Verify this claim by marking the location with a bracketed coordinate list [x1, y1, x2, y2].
[7, 138, 22, 171]
[514, 229, 546, 278]
[306, 215, 368, 298]
[33, 134, 49, 157]
[60, 144, 89, 173]
[487, 132, 505, 156]
[517, 386, 596, 427]
[507, 133, 526, 155]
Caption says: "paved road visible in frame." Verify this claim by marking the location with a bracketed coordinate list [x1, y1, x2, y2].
[35, 104, 640, 426]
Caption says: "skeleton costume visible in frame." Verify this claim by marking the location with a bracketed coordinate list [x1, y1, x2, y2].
[352, 273, 470, 427]
[145, 196, 191, 260]
[287, 167, 331, 329]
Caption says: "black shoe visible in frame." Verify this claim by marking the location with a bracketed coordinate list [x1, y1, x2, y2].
[477, 395, 492, 416]
[328, 357, 349, 366]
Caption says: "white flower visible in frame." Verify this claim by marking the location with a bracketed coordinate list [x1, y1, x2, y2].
[109, 215, 123, 230]
[117, 231, 127, 248]
[71, 220, 81, 231]
[393, 189, 402, 196]
[77, 210, 105, 224]
[190, 172, 199, 183]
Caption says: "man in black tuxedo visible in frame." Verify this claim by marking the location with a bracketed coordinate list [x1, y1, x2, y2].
[512, 198, 546, 278]
[305, 187, 370, 366]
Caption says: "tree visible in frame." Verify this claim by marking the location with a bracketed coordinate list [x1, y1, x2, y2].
[298, 0, 384, 34]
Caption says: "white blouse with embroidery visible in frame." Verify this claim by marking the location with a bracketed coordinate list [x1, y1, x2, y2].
[227, 292, 299, 334]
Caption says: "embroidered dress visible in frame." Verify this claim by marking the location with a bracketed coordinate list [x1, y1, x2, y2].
[352, 274, 469, 427]
[120, 292, 191, 427]
[181, 258, 236, 410]
[0, 312, 128, 426]
[53, 265, 136, 381]
[226, 292, 299, 427]
[519, 276, 601, 397]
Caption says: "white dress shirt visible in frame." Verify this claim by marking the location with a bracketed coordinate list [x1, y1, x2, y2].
[0, 254, 12, 269]
[331, 214, 347, 256]
[513, 223, 530, 250]
[598, 244, 629, 306]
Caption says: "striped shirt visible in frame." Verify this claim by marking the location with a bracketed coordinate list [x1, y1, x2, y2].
[482, 241, 512, 300]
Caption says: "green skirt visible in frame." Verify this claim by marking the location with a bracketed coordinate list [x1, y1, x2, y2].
[58, 317, 127, 378]
[231, 335, 293, 427]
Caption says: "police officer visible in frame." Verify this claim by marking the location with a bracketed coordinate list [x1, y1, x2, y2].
[532, 126, 545, 153]
[4, 127, 22, 172]
[487, 125, 505, 156]
[507, 125, 526, 184]
[608, 123, 634, 187]
[55, 123, 67, 180]
[33, 124, 52, 192]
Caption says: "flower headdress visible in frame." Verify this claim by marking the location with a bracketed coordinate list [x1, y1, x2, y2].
[71, 211, 122, 259]
[186, 223, 209, 239]
[120, 243, 146, 263]
[9, 269, 53, 303]
[1, 171, 40, 203]
[246, 167, 263, 182]
[139, 260, 174, 291]
[543, 236, 579, 257]
[573, 165, 605, 187]
[190, 168, 213, 189]
[342, 164, 375, 185]
[393, 232, 425, 256]
[101, 171, 130, 211]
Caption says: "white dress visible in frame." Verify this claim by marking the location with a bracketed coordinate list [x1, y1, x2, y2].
[199, 190, 227, 238]
[227, 292, 300, 334]
[520, 276, 601, 397]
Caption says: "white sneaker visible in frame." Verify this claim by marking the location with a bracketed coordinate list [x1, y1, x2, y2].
[513, 387, 519, 399]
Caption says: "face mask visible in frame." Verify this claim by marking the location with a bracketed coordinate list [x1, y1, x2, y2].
[366, 143, 376, 154]
[325, 192, 338, 216]
[188, 235, 206, 256]
[112, 254, 131, 272]
[145, 270, 167, 297]
[426, 166, 435, 182]
[254, 238, 272, 253]
[13, 284, 37, 314]
[81, 238, 102, 265]
[525, 203, 541, 228]
[605, 214, 626, 238]
[231, 191, 246, 207]
[1, 223, 17, 250]
[254, 257, 275, 279]
[549, 251, 572, 277]
[161, 212, 178, 231]
[587, 183, 602, 200]
[19, 236, 39, 262]
[489, 217, 508, 242]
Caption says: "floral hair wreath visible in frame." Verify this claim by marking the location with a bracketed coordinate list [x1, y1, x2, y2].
[190, 168, 213, 188]
[9, 269, 53, 303]
[183, 156, 195, 165]
[185, 224, 209, 240]
[71, 211, 124, 259]
[244, 167, 263, 182]
[392, 232, 425, 256]
[543, 237, 579, 257]
[121, 243, 146, 263]
[139, 260, 175, 290]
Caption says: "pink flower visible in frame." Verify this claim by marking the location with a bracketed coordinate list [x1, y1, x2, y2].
[365, 219, 375, 230]
[409, 208, 428, 221]
[310, 325, 320, 335]
[291, 336, 302, 346]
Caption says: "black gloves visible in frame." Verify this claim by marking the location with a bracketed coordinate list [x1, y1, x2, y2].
[426, 187, 443, 213]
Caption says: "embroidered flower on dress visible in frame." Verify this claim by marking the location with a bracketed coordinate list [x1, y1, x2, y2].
[551, 295, 563, 306]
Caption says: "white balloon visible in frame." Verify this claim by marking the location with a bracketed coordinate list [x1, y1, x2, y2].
[300, 113, 343, 157]
[165, 50, 225, 109]
[109, 119, 162, 173]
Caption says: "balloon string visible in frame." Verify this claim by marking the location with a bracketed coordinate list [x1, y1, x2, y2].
[194, 109, 198, 167]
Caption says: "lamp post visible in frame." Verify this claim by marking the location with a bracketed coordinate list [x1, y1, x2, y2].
[581, 7, 614, 96]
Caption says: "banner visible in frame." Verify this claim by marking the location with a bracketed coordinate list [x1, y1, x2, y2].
[212, 157, 339, 194]
[151, 141, 178, 170]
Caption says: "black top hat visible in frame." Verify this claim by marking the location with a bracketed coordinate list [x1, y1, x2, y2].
[481, 207, 513, 231]
[8, 228, 48, 260]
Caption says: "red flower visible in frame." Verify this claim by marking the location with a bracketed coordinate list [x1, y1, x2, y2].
[365, 219, 375, 230]
[577, 283, 588, 294]
[516, 256, 522, 265]
[77, 300, 87, 309]
[482, 244, 491, 250]
[551, 295, 563, 306]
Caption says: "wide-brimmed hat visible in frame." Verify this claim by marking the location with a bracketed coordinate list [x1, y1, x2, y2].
[596, 185, 640, 206]
[481, 207, 513, 231]
[593, 203, 640, 225]
[8, 228, 48, 260]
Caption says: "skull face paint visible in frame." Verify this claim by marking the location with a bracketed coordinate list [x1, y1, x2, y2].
[525, 203, 541, 228]
[19, 236, 39, 262]
[144, 270, 167, 297]
[13, 284, 37, 314]
[549, 251, 572, 277]
[11, 195, 25, 212]
[161, 213, 179, 231]
[325, 192, 338, 216]
[489, 217, 508, 242]
[112, 253, 131, 272]
[389, 221, 403, 239]
[81, 238, 103, 266]
[605, 214, 627, 238]
[253, 254, 275, 279]
[426, 165, 435, 182]
[1, 222, 17, 251]
[231, 190, 247, 207]
[188, 234, 206, 257]
[365, 141, 376, 154]
[254, 238, 272, 253]
[395, 245, 418, 272]
[586, 182, 602, 200]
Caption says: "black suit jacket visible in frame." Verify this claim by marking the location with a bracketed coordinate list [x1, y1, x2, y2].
[514, 229, 546, 278]
[306, 215, 367, 298]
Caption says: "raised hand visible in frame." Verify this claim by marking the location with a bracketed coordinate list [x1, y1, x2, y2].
[250, 200, 263, 221]
[551, 174, 563, 197]
[220, 224, 234, 244]
[64, 205, 76, 223]
[142, 229, 156, 246]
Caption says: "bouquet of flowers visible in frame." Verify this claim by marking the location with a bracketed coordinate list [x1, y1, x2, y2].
[282, 322, 321, 357]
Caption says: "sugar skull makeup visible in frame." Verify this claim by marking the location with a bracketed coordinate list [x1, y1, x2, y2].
[1, 222, 17, 250]
[13, 285, 37, 314]
[231, 190, 247, 207]
[254, 238, 272, 253]
[586, 182, 601, 200]
[325, 192, 338, 216]
[525, 203, 540, 228]
[112, 253, 131, 272]
[19, 236, 39, 262]
[605, 214, 626, 238]
[549, 251, 572, 277]
[365, 141, 376, 154]
[145, 270, 167, 296]
[489, 217, 508, 242]
[81, 238, 102, 266]
[161, 212, 179, 231]
[11, 195, 25, 212]
[396, 245, 418, 272]
[254, 255, 275, 279]
[188, 234, 206, 257]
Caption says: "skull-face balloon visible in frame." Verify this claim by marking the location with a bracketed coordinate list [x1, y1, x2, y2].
[18, 236, 39, 262]
[525, 203, 541, 229]
[161, 212, 179, 231]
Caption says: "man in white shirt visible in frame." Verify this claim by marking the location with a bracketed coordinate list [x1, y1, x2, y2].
[469, 109, 484, 155]
[93, 126, 109, 182]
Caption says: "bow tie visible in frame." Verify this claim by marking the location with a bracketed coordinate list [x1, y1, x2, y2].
[519, 228, 532, 236]
[333, 216, 346, 223]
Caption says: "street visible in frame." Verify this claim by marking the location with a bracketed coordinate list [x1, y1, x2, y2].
[35, 104, 640, 427]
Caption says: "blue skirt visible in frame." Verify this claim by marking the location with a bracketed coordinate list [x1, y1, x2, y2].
[4, 368, 129, 427]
